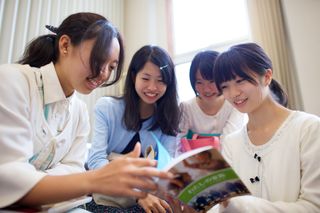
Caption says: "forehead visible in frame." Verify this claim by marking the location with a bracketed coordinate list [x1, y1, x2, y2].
[139, 61, 162, 76]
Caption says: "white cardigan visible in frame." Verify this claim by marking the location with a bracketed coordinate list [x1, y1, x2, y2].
[209, 111, 320, 212]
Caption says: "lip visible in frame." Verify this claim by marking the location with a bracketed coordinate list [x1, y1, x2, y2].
[143, 92, 159, 102]
[86, 78, 102, 90]
[233, 98, 248, 108]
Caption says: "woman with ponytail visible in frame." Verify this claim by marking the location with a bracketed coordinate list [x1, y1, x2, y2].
[205, 42, 320, 212]
[0, 12, 172, 209]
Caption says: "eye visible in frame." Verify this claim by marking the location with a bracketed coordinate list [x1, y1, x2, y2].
[220, 84, 228, 90]
[236, 78, 245, 84]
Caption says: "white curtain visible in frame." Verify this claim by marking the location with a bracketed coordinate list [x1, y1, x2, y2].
[246, 0, 303, 110]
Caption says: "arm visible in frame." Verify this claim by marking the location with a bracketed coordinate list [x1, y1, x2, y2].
[19, 143, 173, 206]
[86, 99, 111, 169]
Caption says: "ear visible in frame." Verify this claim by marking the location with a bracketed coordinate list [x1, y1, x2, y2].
[264, 69, 273, 86]
[58, 35, 71, 55]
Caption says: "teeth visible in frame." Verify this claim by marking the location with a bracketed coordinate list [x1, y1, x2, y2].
[145, 92, 157, 97]
[89, 79, 101, 87]
[234, 99, 245, 104]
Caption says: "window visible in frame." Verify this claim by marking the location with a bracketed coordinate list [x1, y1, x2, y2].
[172, 0, 251, 102]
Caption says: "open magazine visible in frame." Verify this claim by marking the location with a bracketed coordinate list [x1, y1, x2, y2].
[151, 133, 250, 212]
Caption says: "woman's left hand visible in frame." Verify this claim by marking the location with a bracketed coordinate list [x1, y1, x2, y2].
[137, 193, 172, 213]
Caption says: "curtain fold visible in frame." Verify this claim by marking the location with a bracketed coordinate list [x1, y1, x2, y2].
[246, 0, 303, 110]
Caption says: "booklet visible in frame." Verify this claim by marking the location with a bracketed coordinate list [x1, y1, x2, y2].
[151, 133, 250, 212]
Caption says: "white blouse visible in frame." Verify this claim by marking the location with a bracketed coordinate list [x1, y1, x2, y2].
[179, 97, 247, 137]
[0, 63, 90, 208]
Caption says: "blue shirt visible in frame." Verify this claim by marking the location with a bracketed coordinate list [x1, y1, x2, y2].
[87, 97, 178, 169]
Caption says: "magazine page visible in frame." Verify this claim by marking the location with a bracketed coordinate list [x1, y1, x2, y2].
[155, 146, 250, 212]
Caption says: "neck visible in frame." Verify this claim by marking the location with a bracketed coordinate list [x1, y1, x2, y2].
[54, 62, 74, 97]
[247, 97, 290, 131]
[139, 101, 154, 119]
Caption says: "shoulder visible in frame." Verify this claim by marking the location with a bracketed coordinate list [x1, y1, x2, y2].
[0, 64, 38, 94]
[0, 64, 33, 81]
[222, 127, 246, 147]
[289, 111, 320, 128]
[180, 97, 197, 111]
[95, 96, 124, 115]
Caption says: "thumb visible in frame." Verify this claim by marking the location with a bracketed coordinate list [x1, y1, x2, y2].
[126, 142, 141, 158]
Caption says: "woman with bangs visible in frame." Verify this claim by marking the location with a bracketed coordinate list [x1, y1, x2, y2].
[0, 13, 172, 209]
[206, 42, 320, 212]
[179, 51, 247, 147]
[87, 45, 180, 212]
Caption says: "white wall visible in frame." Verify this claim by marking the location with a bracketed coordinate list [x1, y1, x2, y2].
[281, 0, 320, 116]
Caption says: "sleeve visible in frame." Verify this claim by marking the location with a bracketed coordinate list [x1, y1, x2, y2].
[159, 134, 179, 158]
[46, 101, 90, 174]
[0, 67, 47, 208]
[86, 98, 110, 169]
[221, 109, 247, 137]
[217, 117, 320, 213]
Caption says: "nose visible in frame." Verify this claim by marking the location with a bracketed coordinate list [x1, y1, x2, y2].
[99, 68, 111, 82]
[147, 80, 158, 91]
[229, 85, 241, 98]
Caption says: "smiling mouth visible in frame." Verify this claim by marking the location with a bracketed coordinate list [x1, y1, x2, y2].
[87, 78, 103, 89]
[234, 98, 247, 105]
[144, 92, 158, 98]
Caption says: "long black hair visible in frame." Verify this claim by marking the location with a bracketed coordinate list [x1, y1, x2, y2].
[189, 50, 219, 95]
[18, 12, 124, 86]
[213, 43, 288, 107]
[123, 45, 180, 136]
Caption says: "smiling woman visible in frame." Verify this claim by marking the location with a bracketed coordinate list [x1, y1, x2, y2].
[171, 0, 251, 103]
[0, 12, 173, 210]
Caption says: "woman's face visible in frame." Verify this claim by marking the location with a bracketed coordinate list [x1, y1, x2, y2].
[134, 61, 167, 105]
[195, 70, 220, 102]
[219, 73, 269, 113]
[59, 37, 120, 96]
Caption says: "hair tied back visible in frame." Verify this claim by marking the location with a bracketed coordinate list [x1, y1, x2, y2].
[45, 25, 58, 34]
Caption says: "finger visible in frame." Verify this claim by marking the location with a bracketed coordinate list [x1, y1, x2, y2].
[159, 199, 171, 212]
[167, 196, 183, 213]
[128, 166, 174, 179]
[126, 142, 141, 158]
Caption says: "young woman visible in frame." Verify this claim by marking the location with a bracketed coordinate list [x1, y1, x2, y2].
[179, 51, 247, 139]
[207, 43, 320, 212]
[0, 13, 172, 209]
[87, 45, 180, 212]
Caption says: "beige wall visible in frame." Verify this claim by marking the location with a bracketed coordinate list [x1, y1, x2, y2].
[281, 0, 320, 116]
[122, 0, 169, 90]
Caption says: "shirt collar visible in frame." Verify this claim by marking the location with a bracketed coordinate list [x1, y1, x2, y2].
[40, 62, 75, 105]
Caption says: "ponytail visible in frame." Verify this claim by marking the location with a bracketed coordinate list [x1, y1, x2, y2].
[270, 79, 288, 107]
[18, 34, 57, 68]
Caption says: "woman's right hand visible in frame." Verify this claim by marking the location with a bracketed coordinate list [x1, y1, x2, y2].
[88, 143, 173, 199]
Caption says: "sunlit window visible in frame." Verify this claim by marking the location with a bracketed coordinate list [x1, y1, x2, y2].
[172, 0, 251, 102]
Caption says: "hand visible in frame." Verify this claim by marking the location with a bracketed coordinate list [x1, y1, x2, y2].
[137, 193, 172, 213]
[167, 196, 197, 213]
[89, 143, 173, 199]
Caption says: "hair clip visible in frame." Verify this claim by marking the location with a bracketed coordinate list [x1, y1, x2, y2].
[45, 25, 58, 34]
[159, 65, 168, 70]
